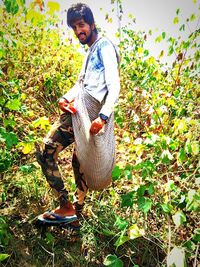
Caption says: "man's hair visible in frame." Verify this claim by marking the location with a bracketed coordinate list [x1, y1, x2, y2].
[67, 3, 98, 34]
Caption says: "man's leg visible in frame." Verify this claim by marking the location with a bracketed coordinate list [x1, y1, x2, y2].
[72, 148, 88, 217]
[36, 112, 75, 217]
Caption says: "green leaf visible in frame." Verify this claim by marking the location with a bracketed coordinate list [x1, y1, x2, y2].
[183, 41, 190, 49]
[179, 148, 186, 162]
[173, 17, 179, 24]
[6, 98, 21, 111]
[192, 228, 200, 242]
[103, 254, 124, 267]
[114, 216, 128, 230]
[124, 170, 132, 180]
[179, 24, 185, 31]
[137, 185, 146, 196]
[3, 118, 16, 128]
[186, 190, 200, 212]
[183, 240, 196, 252]
[176, 8, 180, 15]
[144, 49, 149, 56]
[155, 35, 162, 43]
[165, 180, 175, 192]
[0, 48, 6, 59]
[112, 165, 123, 180]
[161, 150, 173, 164]
[137, 197, 152, 214]
[0, 254, 10, 262]
[3, 0, 19, 15]
[172, 211, 186, 227]
[19, 164, 36, 173]
[162, 32, 166, 39]
[147, 184, 155, 195]
[168, 46, 174, 56]
[45, 232, 55, 245]
[0, 149, 12, 172]
[121, 191, 134, 208]
[190, 13, 196, 21]
[0, 128, 18, 149]
[114, 235, 130, 248]
[102, 229, 115, 236]
[161, 203, 172, 213]
[5, 132, 18, 149]
[167, 247, 186, 267]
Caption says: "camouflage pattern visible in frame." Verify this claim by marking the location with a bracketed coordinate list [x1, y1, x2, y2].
[36, 112, 88, 207]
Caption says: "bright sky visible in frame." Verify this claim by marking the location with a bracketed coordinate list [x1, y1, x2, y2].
[57, 0, 200, 64]
[57, 0, 199, 35]
[5, 0, 199, 64]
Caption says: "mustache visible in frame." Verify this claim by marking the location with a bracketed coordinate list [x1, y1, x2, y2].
[78, 33, 86, 38]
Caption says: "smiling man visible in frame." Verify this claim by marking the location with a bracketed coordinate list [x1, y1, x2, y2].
[36, 3, 120, 224]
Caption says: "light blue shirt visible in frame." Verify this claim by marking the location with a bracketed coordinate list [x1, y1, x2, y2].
[63, 36, 120, 117]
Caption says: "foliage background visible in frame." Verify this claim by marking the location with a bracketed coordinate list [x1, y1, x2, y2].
[0, 0, 199, 266]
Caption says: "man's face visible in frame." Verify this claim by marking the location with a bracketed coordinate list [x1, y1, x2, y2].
[71, 19, 94, 45]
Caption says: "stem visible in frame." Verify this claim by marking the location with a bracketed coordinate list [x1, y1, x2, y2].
[193, 244, 199, 267]
[145, 97, 165, 134]
[39, 244, 55, 267]
[167, 173, 172, 257]
[167, 215, 171, 256]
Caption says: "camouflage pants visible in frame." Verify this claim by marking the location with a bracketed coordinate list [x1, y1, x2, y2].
[36, 112, 88, 206]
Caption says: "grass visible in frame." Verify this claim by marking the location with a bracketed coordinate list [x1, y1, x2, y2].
[0, 145, 199, 266]
[0, 163, 166, 267]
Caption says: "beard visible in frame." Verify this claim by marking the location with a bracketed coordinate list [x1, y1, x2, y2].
[79, 30, 93, 45]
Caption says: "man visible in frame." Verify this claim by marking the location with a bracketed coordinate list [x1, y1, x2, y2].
[36, 3, 120, 222]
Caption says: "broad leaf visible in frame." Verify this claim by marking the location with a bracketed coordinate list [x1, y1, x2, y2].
[103, 254, 123, 267]
[172, 211, 186, 227]
[137, 197, 152, 214]
[19, 142, 35, 154]
[192, 228, 200, 242]
[128, 224, 145, 240]
[121, 191, 134, 208]
[6, 98, 21, 111]
[173, 17, 179, 24]
[0, 254, 10, 262]
[47, 1, 60, 15]
[114, 216, 128, 230]
[114, 235, 130, 248]
[112, 165, 123, 180]
[167, 247, 186, 267]
[161, 203, 172, 213]
[3, 0, 19, 14]
[0, 128, 18, 149]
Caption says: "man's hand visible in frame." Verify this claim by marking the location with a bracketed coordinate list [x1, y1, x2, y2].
[58, 98, 76, 114]
[90, 117, 105, 135]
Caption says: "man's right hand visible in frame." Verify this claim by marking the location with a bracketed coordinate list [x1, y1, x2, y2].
[58, 98, 77, 114]
[58, 98, 69, 112]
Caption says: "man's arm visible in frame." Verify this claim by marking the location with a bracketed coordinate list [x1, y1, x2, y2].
[99, 40, 120, 118]
[90, 40, 120, 135]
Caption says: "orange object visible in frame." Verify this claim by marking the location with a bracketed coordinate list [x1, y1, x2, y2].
[59, 98, 77, 114]
[63, 103, 77, 114]
[90, 118, 105, 134]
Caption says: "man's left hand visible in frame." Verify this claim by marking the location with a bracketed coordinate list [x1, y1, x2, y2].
[90, 117, 105, 135]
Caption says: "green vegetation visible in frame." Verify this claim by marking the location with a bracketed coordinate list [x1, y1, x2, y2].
[0, 0, 199, 266]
